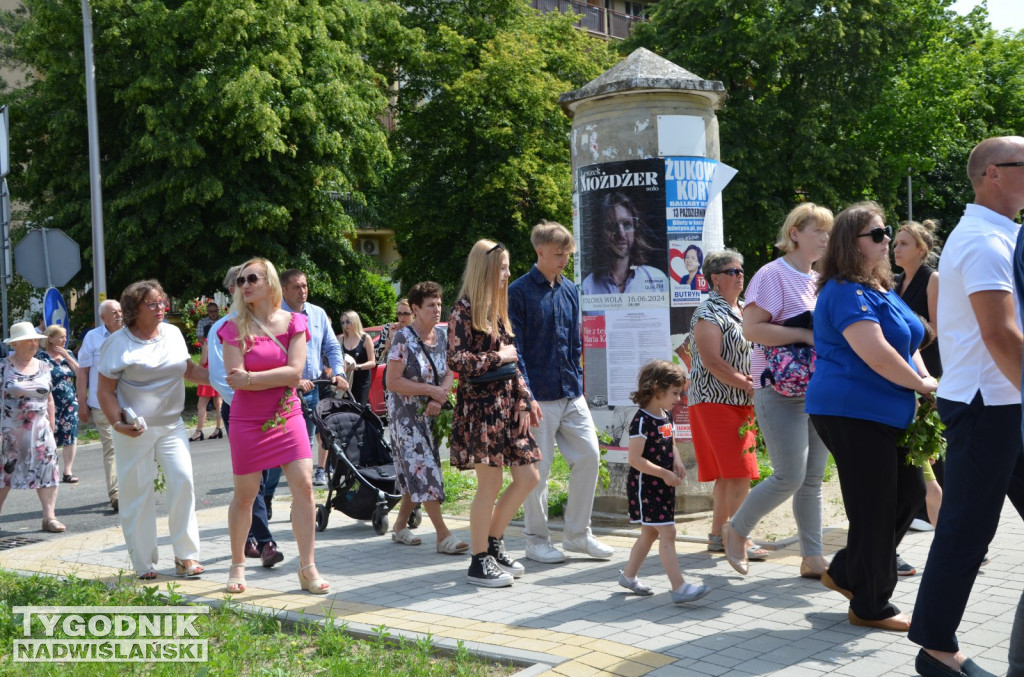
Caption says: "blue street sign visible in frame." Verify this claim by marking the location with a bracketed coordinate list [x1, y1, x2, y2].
[43, 287, 69, 331]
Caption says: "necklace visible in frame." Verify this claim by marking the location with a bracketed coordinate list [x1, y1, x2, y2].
[412, 320, 435, 344]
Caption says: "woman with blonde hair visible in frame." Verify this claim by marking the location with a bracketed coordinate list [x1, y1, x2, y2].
[38, 324, 81, 484]
[338, 310, 375, 406]
[723, 202, 834, 577]
[806, 202, 936, 631]
[448, 240, 540, 587]
[218, 257, 327, 595]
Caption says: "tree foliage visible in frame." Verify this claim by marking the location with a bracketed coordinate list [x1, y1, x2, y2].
[627, 0, 1024, 269]
[0, 0, 402, 322]
[370, 0, 618, 295]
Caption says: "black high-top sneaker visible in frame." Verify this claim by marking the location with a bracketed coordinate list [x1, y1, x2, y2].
[487, 536, 525, 578]
[466, 552, 513, 588]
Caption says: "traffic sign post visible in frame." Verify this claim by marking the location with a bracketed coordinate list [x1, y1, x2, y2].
[14, 228, 82, 289]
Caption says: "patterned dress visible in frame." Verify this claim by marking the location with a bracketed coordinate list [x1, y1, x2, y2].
[387, 325, 447, 502]
[37, 351, 78, 446]
[627, 408, 676, 525]
[446, 297, 540, 469]
[0, 359, 59, 489]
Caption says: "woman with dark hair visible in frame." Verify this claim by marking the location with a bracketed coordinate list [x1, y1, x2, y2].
[582, 192, 667, 295]
[448, 240, 540, 587]
[97, 280, 210, 579]
[681, 245, 708, 291]
[806, 202, 937, 632]
[387, 280, 466, 554]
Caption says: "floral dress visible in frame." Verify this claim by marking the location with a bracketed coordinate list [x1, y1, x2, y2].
[446, 297, 540, 470]
[0, 359, 59, 489]
[387, 325, 448, 502]
[37, 351, 78, 446]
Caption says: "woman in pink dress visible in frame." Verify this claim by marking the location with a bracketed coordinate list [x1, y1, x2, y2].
[218, 257, 328, 595]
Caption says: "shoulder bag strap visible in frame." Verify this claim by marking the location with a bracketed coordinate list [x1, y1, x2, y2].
[251, 315, 289, 356]
[414, 331, 442, 387]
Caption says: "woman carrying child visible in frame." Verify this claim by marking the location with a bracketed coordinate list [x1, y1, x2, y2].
[618, 360, 710, 604]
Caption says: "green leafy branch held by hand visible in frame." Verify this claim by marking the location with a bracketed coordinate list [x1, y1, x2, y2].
[899, 397, 946, 468]
[262, 388, 296, 433]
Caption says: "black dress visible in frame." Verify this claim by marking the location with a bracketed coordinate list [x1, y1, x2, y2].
[895, 264, 942, 378]
[343, 335, 372, 405]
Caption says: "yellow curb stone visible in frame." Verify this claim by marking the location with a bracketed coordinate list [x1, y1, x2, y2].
[576, 650, 624, 669]
[623, 650, 676, 668]
[549, 660, 608, 676]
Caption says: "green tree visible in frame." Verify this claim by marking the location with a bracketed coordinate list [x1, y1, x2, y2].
[625, 0, 988, 268]
[371, 0, 618, 294]
[0, 0, 402, 322]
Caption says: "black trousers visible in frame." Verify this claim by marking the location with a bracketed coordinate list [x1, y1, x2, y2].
[811, 414, 925, 620]
[909, 394, 1024, 652]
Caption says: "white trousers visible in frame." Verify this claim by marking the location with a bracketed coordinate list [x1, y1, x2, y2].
[113, 418, 200, 573]
[522, 396, 601, 545]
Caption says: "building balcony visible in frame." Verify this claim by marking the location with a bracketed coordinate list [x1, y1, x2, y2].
[530, 0, 648, 40]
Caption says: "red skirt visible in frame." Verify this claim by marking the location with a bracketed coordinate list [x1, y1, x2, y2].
[196, 384, 218, 398]
[689, 402, 759, 482]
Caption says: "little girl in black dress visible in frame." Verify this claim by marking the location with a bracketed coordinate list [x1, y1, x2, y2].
[618, 360, 710, 604]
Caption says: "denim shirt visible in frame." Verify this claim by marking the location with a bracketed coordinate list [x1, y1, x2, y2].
[282, 300, 344, 379]
[508, 265, 584, 402]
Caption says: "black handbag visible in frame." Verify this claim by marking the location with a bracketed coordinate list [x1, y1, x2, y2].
[465, 362, 517, 385]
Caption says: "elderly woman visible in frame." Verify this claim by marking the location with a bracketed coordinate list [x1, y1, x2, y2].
[687, 249, 767, 565]
[722, 203, 834, 578]
[0, 322, 64, 532]
[220, 258, 327, 595]
[97, 280, 210, 579]
[338, 310, 376, 406]
[377, 298, 413, 364]
[449, 240, 540, 587]
[807, 202, 936, 632]
[387, 281, 467, 554]
[39, 324, 81, 484]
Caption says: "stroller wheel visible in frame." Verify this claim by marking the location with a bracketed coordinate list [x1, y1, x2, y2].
[315, 504, 328, 533]
[409, 507, 423, 529]
[371, 506, 389, 535]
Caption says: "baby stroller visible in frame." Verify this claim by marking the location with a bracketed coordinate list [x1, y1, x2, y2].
[310, 394, 421, 535]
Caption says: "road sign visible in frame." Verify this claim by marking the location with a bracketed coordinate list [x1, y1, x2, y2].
[44, 287, 70, 330]
[14, 228, 81, 288]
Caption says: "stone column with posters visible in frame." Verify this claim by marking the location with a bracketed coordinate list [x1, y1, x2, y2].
[560, 48, 732, 516]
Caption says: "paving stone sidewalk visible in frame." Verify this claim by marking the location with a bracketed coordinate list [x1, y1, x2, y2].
[1, 500, 1020, 676]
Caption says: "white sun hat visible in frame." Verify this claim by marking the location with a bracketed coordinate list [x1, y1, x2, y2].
[4, 321, 48, 344]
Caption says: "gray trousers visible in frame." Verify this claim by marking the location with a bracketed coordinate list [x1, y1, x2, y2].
[730, 387, 828, 556]
[1010, 590, 1024, 677]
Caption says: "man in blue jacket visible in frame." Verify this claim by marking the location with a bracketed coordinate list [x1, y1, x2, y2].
[509, 221, 613, 564]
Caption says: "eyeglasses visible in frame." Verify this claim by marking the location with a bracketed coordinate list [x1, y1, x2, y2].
[994, 161, 1024, 168]
[396, 311, 412, 317]
[604, 217, 638, 232]
[857, 225, 893, 243]
[143, 300, 166, 311]
[716, 268, 744, 277]
[486, 242, 505, 255]
[236, 273, 265, 287]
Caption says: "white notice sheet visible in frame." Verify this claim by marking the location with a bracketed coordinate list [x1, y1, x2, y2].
[605, 308, 673, 406]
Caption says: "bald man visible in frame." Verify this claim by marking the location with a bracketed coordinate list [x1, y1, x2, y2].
[77, 299, 123, 511]
[909, 136, 1024, 677]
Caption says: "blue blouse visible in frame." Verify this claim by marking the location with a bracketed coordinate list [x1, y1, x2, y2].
[805, 280, 924, 428]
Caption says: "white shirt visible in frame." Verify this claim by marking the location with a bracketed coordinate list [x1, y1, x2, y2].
[936, 203, 1022, 406]
[98, 323, 190, 424]
[78, 324, 113, 410]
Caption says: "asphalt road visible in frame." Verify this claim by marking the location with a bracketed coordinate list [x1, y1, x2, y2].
[0, 432, 289, 539]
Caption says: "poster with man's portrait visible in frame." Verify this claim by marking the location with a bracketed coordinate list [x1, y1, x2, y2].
[577, 159, 669, 312]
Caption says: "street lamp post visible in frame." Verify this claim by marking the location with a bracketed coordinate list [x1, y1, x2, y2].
[82, 0, 107, 323]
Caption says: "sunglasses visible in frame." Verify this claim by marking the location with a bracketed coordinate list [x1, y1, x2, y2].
[236, 273, 265, 287]
[486, 242, 506, 255]
[396, 311, 412, 317]
[143, 300, 166, 311]
[857, 225, 893, 243]
[341, 320, 351, 325]
[994, 161, 1024, 168]
[716, 268, 744, 277]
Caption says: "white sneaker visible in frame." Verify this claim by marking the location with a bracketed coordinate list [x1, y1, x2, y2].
[563, 534, 614, 559]
[909, 518, 934, 532]
[525, 542, 565, 563]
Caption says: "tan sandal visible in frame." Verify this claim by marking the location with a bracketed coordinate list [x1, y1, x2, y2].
[41, 518, 66, 533]
[298, 563, 330, 595]
[225, 563, 246, 594]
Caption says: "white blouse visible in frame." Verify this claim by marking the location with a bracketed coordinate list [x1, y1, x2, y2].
[98, 323, 189, 425]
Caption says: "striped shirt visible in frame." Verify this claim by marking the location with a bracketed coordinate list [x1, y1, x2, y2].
[745, 257, 818, 389]
[688, 291, 752, 406]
